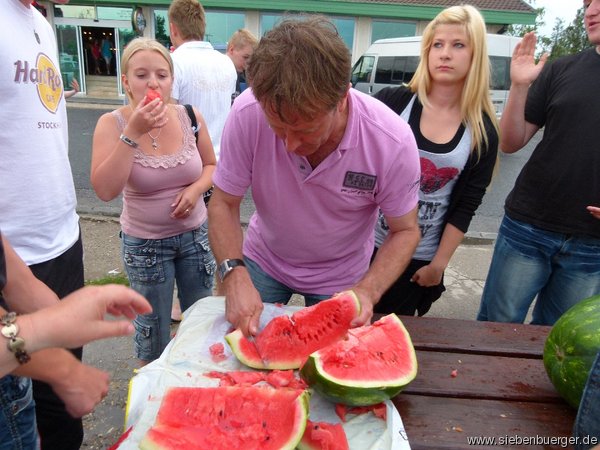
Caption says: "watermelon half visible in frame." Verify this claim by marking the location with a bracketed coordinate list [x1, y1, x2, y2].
[300, 313, 418, 406]
[543, 294, 600, 409]
[139, 386, 309, 450]
[225, 291, 360, 370]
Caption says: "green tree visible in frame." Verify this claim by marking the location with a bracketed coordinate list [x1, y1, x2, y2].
[155, 15, 170, 48]
[547, 7, 591, 60]
[505, 5, 552, 57]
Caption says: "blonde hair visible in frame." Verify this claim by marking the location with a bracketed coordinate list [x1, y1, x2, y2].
[121, 38, 173, 102]
[168, 0, 206, 41]
[227, 29, 258, 52]
[408, 4, 498, 155]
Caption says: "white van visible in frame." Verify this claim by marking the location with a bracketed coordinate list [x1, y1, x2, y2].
[351, 34, 521, 118]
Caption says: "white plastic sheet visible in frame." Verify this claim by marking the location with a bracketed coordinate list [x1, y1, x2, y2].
[117, 297, 411, 449]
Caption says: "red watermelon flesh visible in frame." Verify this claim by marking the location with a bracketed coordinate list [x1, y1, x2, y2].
[139, 386, 309, 450]
[225, 291, 360, 370]
[298, 420, 349, 450]
[300, 314, 418, 406]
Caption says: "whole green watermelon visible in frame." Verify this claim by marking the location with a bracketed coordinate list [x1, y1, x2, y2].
[543, 294, 600, 409]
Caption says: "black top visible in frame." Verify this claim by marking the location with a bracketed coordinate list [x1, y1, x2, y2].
[374, 86, 498, 234]
[505, 48, 600, 238]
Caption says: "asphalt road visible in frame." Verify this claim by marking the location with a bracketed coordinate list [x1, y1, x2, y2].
[66, 103, 538, 235]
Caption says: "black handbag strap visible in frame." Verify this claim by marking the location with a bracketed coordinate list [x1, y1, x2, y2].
[183, 104, 198, 142]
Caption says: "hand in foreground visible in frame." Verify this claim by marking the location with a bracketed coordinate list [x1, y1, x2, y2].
[32, 284, 151, 350]
[50, 358, 110, 418]
[587, 206, 600, 220]
[224, 270, 264, 337]
[411, 263, 444, 287]
[348, 287, 375, 328]
[510, 32, 548, 86]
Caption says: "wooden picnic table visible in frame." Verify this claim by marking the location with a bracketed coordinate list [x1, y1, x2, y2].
[392, 315, 577, 449]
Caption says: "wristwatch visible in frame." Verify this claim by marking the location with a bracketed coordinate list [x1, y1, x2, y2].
[218, 258, 246, 282]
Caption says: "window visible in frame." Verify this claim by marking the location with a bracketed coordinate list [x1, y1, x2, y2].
[489, 56, 511, 91]
[351, 56, 375, 86]
[153, 9, 245, 48]
[371, 20, 416, 42]
[375, 56, 419, 85]
[260, 14, 354, 51]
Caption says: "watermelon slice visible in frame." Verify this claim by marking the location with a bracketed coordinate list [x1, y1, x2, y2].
[139, 386, 309, 450]
[225, 291, 360, 370]
[143, 88, 161, 105]
[300, 314, 417, 406]
[298, 420, 349, 450]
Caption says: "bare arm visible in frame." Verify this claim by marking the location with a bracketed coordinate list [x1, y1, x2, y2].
[207, 187, 262, 336]
[90, 98, 167, 201]
[411, 223, 464, 287]
[170, 109, 217, 218]
[351, 206, 420, 326]
[2, 235, 59, 311]
[500, 32, 548, 153]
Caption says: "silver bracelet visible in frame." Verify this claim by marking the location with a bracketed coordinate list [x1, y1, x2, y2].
[1, 312, 31, 365]
[119, 133, 138, 148]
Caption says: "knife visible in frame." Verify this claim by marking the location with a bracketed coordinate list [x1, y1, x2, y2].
[247, 334, 269, 368]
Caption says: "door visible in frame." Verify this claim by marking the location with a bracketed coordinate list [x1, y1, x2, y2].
[55, 24, 84, 93]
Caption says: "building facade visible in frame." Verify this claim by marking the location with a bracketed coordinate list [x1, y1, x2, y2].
[34, 0, 535, 100]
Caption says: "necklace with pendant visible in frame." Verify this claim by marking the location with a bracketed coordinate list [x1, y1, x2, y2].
[147, 127, 162, 150]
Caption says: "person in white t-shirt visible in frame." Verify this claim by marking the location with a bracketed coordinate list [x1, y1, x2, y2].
[0, 1, 95, 449]
[168, 0, 236, 161]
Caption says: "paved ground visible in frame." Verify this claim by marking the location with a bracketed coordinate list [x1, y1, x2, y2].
[78, 214, 497, 448]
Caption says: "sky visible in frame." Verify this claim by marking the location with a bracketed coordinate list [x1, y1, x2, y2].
[533, 1, 582, 37]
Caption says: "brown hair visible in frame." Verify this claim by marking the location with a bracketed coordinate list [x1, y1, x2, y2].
[168, 0, 206, 41]
[247, 15, 351, 122]
[227, 28, 258, 52]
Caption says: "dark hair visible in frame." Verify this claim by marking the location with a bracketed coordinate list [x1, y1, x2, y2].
[247, 15, 351, 122]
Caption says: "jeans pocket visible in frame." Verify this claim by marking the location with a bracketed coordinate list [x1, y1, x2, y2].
[133, 315, 160, 361]
[193, 224, 216, 288]
[122, 234, 164, 284]
[0, 376, 38, 449]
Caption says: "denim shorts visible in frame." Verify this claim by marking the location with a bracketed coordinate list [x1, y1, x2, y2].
[0, 375, 39, 450]
[122, 222, 215, 361]
[244, 256, 330, 306]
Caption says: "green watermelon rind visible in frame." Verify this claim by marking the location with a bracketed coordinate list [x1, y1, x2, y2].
[225, 291, 361, 370]
[224, 328, 270, 370]
[543, 294, 600, 409]
[300, 314, 418, 406]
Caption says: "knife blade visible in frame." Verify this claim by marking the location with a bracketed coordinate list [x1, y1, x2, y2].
[247, 334, 269, 368]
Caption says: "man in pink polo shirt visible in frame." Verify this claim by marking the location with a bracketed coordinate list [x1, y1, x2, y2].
[209, 16, 421, 337]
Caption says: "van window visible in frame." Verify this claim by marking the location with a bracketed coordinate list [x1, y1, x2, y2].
[490, 56, 511, 91]
[375, 56, 419, 85]
[351, 55, 375, 85]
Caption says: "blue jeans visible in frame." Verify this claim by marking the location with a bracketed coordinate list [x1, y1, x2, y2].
[244, 257, 330, 306]
[0, 375, 39, 450]
[478, 215, 600, 325]
[122, 222, 215, 361]
[574, 352, 600, 450]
